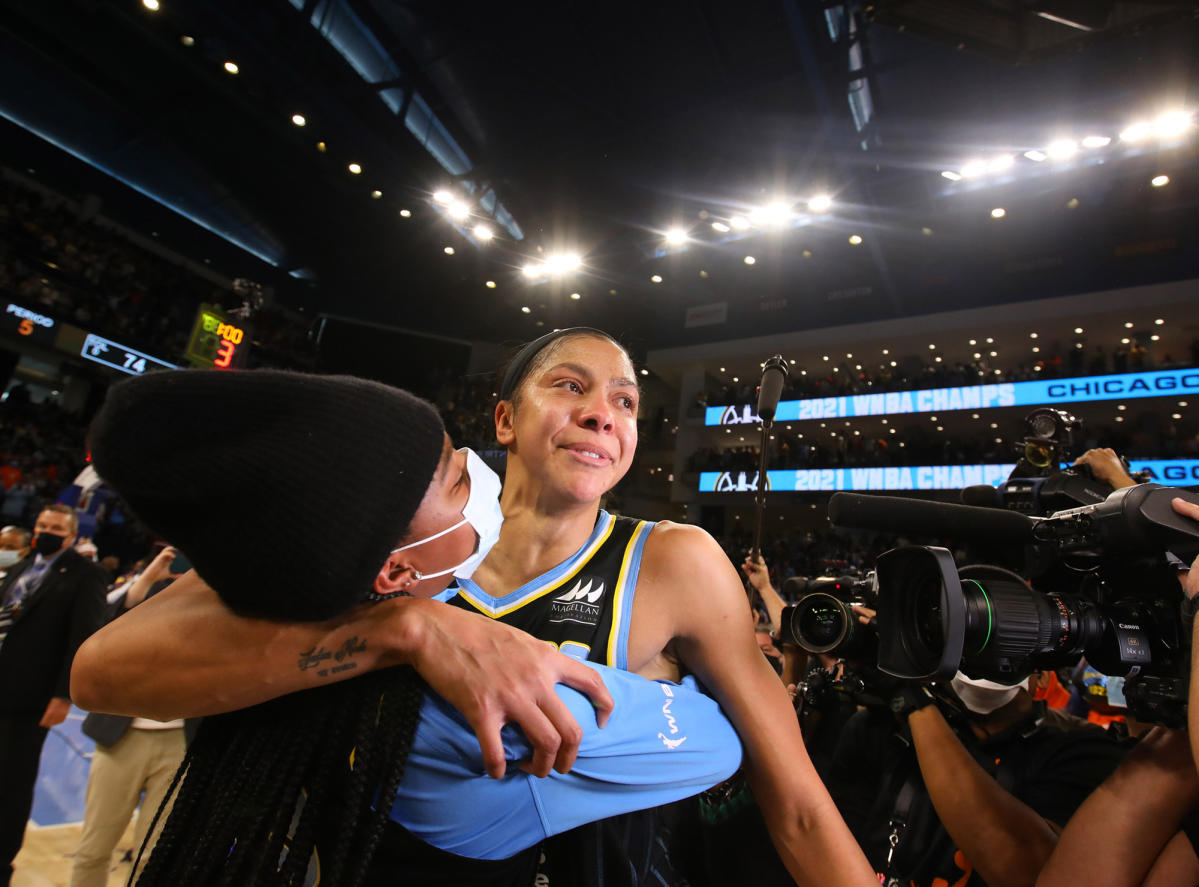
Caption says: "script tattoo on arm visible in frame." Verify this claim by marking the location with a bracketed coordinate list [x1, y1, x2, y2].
[297, 636, 368, 679]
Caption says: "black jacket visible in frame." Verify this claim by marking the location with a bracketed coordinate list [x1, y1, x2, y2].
[0, 548, 105, 716]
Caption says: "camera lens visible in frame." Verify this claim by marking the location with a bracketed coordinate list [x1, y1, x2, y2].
[1024, 441, 1052, 468]
[797, 596, 846, 649]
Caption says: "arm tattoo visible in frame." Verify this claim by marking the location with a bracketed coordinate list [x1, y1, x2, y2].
[298, 636, 368, 678]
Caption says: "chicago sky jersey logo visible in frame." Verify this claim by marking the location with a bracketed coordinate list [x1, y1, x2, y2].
[548, 577, 605, 625]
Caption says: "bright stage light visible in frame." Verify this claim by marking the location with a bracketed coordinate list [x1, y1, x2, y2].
[473, 224, 494, 241]
[521, 264, 543, 279]
[447, 202, 470, 220]
[485, 280, 496, 288]
[729, 215, 750, 230]
[808, 194, 832, 212]
[1047, 139, 1077, 160]
[991, 207, 1006, 218]
[1119, 121, 1151, 142]
[750, 202, 790, 226]
[988, 154, 1014, 173]
[743, 256, 756, 265]
[1081, 135, 1111, 148]
[291, 114, 307, 127]
[1023, 150, 1047, 162]
[347, 163, 362, 175]
[665, 228, 688, 245]
[1153, 111, 1192, 139]
[223, 61, 239, 75]
[940, 170, 962, 181]
[848, 234, 862, 245]
[711, 221, 730, 233]
[650, 275, 663, 283]
[545, 253, 581, 273]
[432, 190, 453, 204]
[1151, 174, 1170, 187]
[399, 209, 411, 218]
[443, 247, 455, 255]
[960, 160, 986, 178]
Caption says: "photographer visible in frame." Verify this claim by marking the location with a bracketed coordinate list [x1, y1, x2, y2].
[827, 629, 1126, 887]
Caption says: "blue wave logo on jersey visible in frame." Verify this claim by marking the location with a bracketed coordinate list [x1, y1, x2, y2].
[548, 578, 605, 625]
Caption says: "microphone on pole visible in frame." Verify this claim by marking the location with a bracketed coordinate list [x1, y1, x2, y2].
[750, 355, 788, 607]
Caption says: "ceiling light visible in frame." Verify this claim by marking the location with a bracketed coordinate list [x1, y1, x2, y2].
[751, 201, 791, 226]
[711, 221, 730, 233]
[485, 280, 496, 288]
[347, 163, 362, 175]
[370, 189, 382, 199]
[640, 369, 650, 377]
[142, 0, 160, 9]
[1151, 334, 1160, 341]
[928, 344, 936, 350]
[960, 160, 987, 178]
[1029, 332, 1038, 338]
[432, 190, 453, 205]
[1047, 139, 1077, 160]
[991, 207, 1006, 218]
[291, 114, 306, 127]
[1121, 337, 1130, 344]
[1023, 150, 1047, 162]
[988, 154, 1014, 173]
[1153, 111, 1192, 138]
[921, 226, 933, 235]
[1151, 174, 1170, 187]
[1074, 327, 1083, 334]
[1125, 321, 1134, 328]
[180, 35, 195, 46]
[570, 292, 581, 300]
[472, 223, 493, 241]
[1066, 197, 1080, 209]
[882, 349, 889, 354]
[665, 228, 688, 245]
[1120, 121, 1151, 142]
[1173, 413, 1183, 420]
[447, 201, 470, 220]
[1118, 404, 1126, 411]
[1155, 318, 1165, 324]
[941, 170, 963, 181]
[1081, 135, 1111, 148]
[223, 61, 239, 75]
[650, 274, 663, 283]
[521, 264, 543, 279]
[399, 209, 411, 218]
[315, 141, 327, 153]
[443, 247, 455, 255]
[729, 215, 750, 230]
[521, 306, 531, 314]
[986, 337, 994, 343]
[546, 253, 581, 272]
[848, 234, 863, 245]
[808, 194, 833, 212]
[969, 339, 977, 345]
[743, 256, 756, 265]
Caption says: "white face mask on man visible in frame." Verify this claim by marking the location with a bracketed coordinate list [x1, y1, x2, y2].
[0, 549, 21, 569]
[391, 448, 504, 582]
[950, 671, 1026, 715]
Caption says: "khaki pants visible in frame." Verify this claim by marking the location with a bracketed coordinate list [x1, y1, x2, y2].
[69, 727, 186, 887]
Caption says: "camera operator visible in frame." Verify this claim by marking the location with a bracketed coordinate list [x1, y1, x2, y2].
[741, 555, 805, 687]
[827, 613, 1126, 887]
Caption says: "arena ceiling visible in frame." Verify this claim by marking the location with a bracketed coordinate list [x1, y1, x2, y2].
[1, 0, 1197, 356]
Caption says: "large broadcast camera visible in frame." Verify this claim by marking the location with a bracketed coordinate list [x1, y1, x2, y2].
[829, 482, 1199, 726]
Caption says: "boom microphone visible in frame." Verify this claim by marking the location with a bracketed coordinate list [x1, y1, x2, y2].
[756, 355, 788, 423]
[828, 492, 1037, 544]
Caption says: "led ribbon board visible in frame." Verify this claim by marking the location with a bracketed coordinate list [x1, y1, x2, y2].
[81, 333, 177, 376]
[3, 302, 57, 346]
[698, 460, 1199, 492]
[185, 304, 250, 370]
[705, 367, 1199, 425]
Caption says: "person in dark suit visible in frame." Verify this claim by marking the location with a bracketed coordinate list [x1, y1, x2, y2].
[70, 545, 199, 887]
[0, 503, 105, 886]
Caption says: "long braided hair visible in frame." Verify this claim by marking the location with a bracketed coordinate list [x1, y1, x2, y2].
[132, 665, 426, 887]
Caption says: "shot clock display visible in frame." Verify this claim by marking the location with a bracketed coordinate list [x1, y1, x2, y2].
[185, 304, 251, 369]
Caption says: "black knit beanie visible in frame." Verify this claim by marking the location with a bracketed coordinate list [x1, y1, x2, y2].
[88, 369, 446, 621]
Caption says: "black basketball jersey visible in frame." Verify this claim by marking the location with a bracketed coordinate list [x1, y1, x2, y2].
[449, 511, 696, 887]
[449, 510, 654, 669]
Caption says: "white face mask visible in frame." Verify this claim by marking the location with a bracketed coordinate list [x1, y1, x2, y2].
[0, 549, 22, 568]
[392, 448, 503, 582]
[950, 671, 1024, 715]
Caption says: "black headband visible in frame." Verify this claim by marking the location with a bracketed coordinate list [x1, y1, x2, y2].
[498, 327, 614, 400]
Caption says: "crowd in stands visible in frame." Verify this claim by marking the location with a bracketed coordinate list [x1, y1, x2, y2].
[0, 173, 315, 370]
[0, 384, 89, 529]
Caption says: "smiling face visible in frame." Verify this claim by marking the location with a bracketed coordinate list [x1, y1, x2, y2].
[496, 333, 640, 507]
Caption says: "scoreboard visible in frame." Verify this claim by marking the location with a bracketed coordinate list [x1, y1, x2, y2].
[185, 304, 251, 369]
